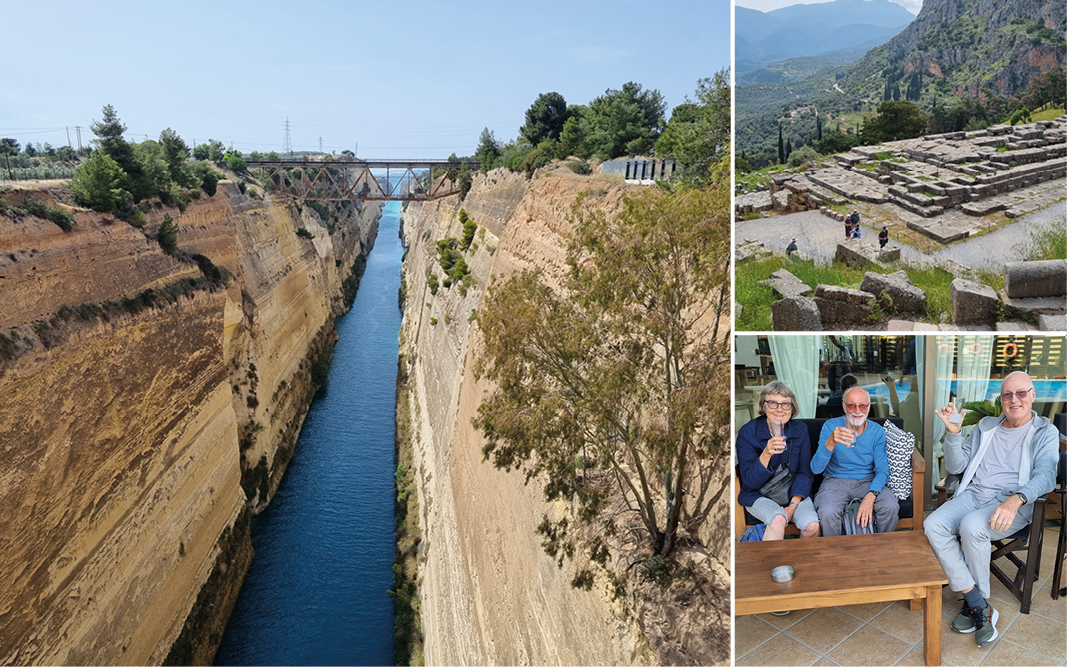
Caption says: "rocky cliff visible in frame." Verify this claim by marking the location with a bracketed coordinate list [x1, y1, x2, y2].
[398, 167, 731, 665]
[0, 183, 379, 664]
[845, 0, 1065, 99]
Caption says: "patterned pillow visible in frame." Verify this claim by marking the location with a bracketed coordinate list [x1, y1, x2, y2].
[884, 421, 914, 501]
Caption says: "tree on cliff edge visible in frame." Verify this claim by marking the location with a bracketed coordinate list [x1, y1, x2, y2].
[474, 183, 731, 586]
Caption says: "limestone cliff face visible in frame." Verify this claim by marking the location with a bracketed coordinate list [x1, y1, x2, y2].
[848, 0, 1065, 98]
[399, 167, 731, 665]
[0, 183, 379, 665]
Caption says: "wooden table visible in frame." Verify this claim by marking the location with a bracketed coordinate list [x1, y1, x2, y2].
[736, 531, 948, 666]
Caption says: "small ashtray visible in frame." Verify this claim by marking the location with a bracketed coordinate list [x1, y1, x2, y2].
[771, 565, 795, 583]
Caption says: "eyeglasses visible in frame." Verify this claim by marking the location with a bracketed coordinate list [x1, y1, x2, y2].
[844, 403, 870, 410]
[765, 400, 793, 410]
[1000, 388, 1033, 402]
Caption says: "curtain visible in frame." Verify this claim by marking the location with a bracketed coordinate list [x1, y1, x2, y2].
[768, 337, 820, 419]
[955, 334, 995, 438]
[929, 335, 956, 461]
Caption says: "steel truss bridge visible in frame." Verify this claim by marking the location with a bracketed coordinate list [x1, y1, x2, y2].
[243, 158, 481, 202]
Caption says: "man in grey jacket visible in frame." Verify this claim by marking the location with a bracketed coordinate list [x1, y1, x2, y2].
[924, 371, 1059, 648]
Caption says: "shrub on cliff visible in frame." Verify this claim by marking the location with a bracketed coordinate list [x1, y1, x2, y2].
[474, 183, 732, 584]
[71, 151, 129, 214]
[460, 216, 478, 251]
[21, 198, 74, 232]
[158, 214, 178, 254]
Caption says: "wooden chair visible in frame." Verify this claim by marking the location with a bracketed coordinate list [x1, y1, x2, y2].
[990, 495, 1047, 614]
[1051, 449, 1066, 600]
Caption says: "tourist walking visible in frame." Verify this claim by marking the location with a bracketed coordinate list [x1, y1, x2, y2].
[879, 226, 889, 248]
[844, 215, 853, 239]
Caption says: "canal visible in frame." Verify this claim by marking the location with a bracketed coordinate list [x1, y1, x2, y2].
[215, 200, 403, 665]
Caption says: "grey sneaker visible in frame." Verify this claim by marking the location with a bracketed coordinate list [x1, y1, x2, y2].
[951, 602, 976, 633]
[972, 604, 999, 648]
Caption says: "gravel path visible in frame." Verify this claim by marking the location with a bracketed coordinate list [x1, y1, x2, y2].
[736, 201, 1066, 272]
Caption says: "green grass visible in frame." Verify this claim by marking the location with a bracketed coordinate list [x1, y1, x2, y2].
[736, 256, 1004, 330]
[1031, 107, 1066, 122]
[1015, 217, 1067, 260]
[736, 257, 868, 330]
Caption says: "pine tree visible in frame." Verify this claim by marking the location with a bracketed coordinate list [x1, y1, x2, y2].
[817, 112, 823, 141]
[777, 123, 784, 164]
[785, 138, 793, 160]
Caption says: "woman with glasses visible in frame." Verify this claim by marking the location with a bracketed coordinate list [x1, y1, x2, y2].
[737, 381, 821, 540]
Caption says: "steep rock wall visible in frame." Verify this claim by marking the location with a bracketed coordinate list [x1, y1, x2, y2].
[0, 184, 379, 664]
[400, 167, 731, 665]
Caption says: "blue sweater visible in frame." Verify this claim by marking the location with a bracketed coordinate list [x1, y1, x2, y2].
[736, 416, 814, 507]
[811, 417, 889, 494]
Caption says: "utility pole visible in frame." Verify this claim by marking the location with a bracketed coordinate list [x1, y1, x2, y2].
[66, 127, 72, 149]
[75, 126, 82, 152]
[319, 136, 323, 153]
[283, 118, 292, 155]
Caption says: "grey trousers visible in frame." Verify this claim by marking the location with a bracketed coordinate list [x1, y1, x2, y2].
[814, 476, 900, 537]
[924, 490, 1029, 598]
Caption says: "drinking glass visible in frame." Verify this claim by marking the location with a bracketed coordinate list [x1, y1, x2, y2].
[769, 419, 784, 455]
[846, 420, 859, 447]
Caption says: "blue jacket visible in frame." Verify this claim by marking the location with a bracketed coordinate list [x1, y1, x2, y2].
[736, 417, 814, 507]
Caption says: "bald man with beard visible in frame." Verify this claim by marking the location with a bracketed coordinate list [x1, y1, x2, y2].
[811, 386, 900, 536]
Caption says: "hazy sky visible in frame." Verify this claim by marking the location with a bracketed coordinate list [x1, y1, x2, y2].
[736, 0, 921, 16]
[0, 0, 730, 160]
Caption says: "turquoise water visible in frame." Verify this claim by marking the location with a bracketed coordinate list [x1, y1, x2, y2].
[215, 201, 403, 665]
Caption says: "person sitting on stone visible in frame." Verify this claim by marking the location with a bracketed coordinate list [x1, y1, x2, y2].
[786, 237, 798, 257]
[851, 223, 862, 239]
[924, 371, 1058, 648]
[812, 386, 898, 536]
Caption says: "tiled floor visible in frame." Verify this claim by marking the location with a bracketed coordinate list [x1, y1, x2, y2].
[734, 526, 1066, 666]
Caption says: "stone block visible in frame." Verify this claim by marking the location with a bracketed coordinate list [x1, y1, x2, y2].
[860, 270, 926, 313]
[995, 321, 1038, 331]
[771, 296, 822, 331]
[886, 319, 915, 331]
[814, 284, 875, 329]
[835, 242, 892, 269]
[736, 239, 772, 263]
[878, 246, 902, 262]
[764, 269, 812, 299]
[998, 290, 1067, 318]
[1038, 313, 1067, 331]
[950, 278, 998, 325]
[1003, 260, 1067, 298]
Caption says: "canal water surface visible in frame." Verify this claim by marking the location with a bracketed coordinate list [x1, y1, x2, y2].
[215, 200, 403, 665]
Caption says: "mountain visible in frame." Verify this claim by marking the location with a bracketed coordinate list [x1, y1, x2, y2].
[737, 0, 916, 75]
[841, 0, 1066, 100]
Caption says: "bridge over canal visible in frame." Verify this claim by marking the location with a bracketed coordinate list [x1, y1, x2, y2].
[243, 158, 481, 202]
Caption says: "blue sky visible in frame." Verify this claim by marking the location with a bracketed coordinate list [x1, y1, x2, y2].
[0, 0, 730, 160]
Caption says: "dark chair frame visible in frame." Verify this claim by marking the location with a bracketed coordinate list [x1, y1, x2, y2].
[1051, 449, 1066, 600]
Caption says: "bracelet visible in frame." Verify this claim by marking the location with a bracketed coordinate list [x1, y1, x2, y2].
[789, 500, 799, 507]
